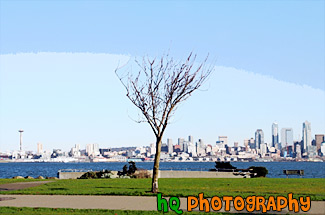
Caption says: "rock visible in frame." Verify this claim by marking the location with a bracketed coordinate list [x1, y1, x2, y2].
[111, 171, 118, 176]
[36, 176, 44, 179]
[25, 176, 34, 179]
[12, 176, 24, 179]
[46, 177, 58, 180]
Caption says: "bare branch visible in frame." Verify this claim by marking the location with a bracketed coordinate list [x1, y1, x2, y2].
[115, 52, 213, 192]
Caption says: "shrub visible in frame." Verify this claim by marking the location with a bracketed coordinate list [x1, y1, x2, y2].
[78, 170, 112, 179]
[248, 166, 268, 178]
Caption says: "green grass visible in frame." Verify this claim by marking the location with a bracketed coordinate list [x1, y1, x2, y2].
[0, 207, 231, 215]
[1, 178, 324, 200]
[0, 179, 46, 185]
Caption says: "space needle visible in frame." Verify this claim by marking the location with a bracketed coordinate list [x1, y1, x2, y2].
[18, 129, 24, 151]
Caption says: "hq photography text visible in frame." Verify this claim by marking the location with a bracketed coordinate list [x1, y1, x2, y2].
[157, 193, 311, 214]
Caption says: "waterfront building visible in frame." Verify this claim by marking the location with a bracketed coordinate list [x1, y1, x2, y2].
[272, 122, 279, 148]
[321, 142, 325, 156]
[260, 143, 267, 156]
[187, 141, 196, 156]
[70, 144, 81, 157]
[86, 143, 100, 157]
[308, 145, 317, 158]
[244, 139, 249, 147]
[315, 134, 324, 154]
[218, 136, 228, 146]
[234, 142, 239, 148]
[302, 121, 312, 155]
[149, 143, 156, 155]
[255, 129, 264, 150]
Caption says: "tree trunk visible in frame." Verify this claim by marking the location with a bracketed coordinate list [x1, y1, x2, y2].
[152, 136, 162, 193]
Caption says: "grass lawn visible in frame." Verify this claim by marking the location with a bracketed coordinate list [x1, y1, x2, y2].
[1, 178, 324, 200]
[0, 207, 231, 215]
[0, 179, 47, 185]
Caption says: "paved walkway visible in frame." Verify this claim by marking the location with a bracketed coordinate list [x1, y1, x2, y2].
[0, 182, 324, 214]
[0, 194, 324, 214]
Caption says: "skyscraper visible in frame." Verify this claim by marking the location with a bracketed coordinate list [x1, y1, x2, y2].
[188, 135, 193, 144]
[281, 128, 293, 147]
[167, 138, 173, 154]
[37, 142, 43, 154]
[272, 122, 279, 148]
[178, 138, 184, 151]
[255, 129, 264, 150]
[302, 121, 311, 154]
[315, 134, 324, 154]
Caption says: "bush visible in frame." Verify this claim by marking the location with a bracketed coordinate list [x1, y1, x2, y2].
[248, 166, 268, 178]
[78, 170, 112, 179]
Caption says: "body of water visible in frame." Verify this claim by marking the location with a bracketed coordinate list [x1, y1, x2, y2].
[0, 162, 324, 178]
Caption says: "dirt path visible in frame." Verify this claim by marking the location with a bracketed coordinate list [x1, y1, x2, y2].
[0, 181, 53, 191]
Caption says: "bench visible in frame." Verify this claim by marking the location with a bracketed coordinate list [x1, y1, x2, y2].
[283, 170, 304, 178]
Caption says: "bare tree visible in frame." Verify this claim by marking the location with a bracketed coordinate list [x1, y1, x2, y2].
[115, 52, 213, 193]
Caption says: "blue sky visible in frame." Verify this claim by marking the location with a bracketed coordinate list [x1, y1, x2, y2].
[0, 1, 324, 152]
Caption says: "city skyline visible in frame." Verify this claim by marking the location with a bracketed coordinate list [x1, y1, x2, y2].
[2, 120, 324, 163]
[1, 1, 324, 151]
[2, 120, 324, 153]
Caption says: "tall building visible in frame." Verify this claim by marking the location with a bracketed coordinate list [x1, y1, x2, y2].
[255, 129, 264, 150]
[188, 135, 193, 144]
[315, 134, 324, 154]
[281, 128, 293, 148]
[234, 142, 239, 148]
[244, 139, 249, 147]
[321, 143, 325, 156]
[160, 143, 168, 153]
[272, 122, 279, 148]
[295, 144, 302, 159]
[37, 142, 43, 154]
[167, 138, 173, 154]
[260, 143, 267, 156]
[150, 143, 156, 155]
[183, 141, 188, 153]
[196, 139, 205, 156]
[86, 143, 100, 157]
[187, 141, 196, 156]
[218, 136, 228, 146]
[302, 121, 311, 154]
[70, 144, 81, 157]
[248, 138, 256, 149]
[178, 138, 184, 151]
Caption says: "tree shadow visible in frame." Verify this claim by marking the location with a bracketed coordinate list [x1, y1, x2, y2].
[49, 188, 68, 191]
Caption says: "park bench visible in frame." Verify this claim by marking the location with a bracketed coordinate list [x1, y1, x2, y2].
[283, 170, 304, 178]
